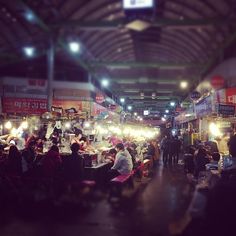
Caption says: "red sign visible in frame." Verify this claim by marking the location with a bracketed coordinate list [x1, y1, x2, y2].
[2, 98, 85, 115]
[225, 88, 236, 104]
[2, 97, 47, 114]
[211, 75, 225, 90]
[53, 100, 82, 111]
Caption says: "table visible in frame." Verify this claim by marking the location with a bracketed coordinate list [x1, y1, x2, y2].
[84, 162, 112, 184]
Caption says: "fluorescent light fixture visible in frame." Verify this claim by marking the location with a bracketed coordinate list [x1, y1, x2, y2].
[116, 80, 136, 84]
[170, 102, 176, 107]
[144, 110, 149, 116]
[69, 42, 81, 53]
[101, 78, 109, 87]
[157, 81, 178, 85]
[139, 77, 149, 83]
[23, 47, 35, 57]
[165, 109, 169, 114]
[156, 90, 173, 93]
[127, 105, 132, 110]
[120, 98, 125, 103]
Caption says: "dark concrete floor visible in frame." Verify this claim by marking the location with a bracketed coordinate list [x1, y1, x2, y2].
[0, 163, 193, 236]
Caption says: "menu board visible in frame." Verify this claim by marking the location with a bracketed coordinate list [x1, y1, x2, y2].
[217, 104, 235, 116]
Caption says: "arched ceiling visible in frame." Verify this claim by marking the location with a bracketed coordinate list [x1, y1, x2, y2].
[0, 0, 236, 112]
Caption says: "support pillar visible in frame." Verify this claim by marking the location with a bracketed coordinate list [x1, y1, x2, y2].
[47, 38, 54, 111]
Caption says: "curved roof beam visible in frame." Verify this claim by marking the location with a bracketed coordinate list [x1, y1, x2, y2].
[104, 51, 135, 62]
[165, 1, 229, 46]
[84, 31, 132, 54]
[90, 35, 132, 56]
[92, 38, 133, 58]
[136, 31, 204, 60]
[139, 48, 186, 62]
[161, 29, 210, 58]
[140, 41, 194, 61]
[138, 43, 192, 61]
[98, 45, 135, 60]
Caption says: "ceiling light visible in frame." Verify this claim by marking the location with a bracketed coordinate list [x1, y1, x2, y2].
[120, 98, 125, 103]
[101, 78, 109, 87]
[23, 47, 35, 57]
[125, 20, 151, 32]
[170, 102, 176, 107]
[165, 109, 169, 114]
[69, 42, 81, 53]
[134, 112, 137, 116]
[25, 11, 35, 22]
[180, 81, 188, 89]
[5, 121, 12, 129]
[127, 105, 132, 111]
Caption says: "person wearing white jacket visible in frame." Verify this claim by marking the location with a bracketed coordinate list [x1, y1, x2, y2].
[107, 143, 133, 180]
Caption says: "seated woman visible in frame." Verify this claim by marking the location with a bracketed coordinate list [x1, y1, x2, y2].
[42, 145, 61, 178]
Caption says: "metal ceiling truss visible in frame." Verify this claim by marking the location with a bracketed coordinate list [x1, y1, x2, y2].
[89, 61, 203, 69]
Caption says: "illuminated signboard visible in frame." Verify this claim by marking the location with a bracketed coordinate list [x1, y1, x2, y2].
[123, 0, 154, 9]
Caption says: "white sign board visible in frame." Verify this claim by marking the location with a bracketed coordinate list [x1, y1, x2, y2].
[123, 0, 154, 9]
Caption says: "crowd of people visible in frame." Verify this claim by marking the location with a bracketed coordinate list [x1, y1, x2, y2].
[160, 135, 182, 165]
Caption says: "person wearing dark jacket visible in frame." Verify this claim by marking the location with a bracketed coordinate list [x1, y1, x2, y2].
[6, 145, 22, 176]
[42, 145, 61, 178]
[228, 133, 236, 157]
[194, 147, 210, 178]
[64, 143, 84, 182]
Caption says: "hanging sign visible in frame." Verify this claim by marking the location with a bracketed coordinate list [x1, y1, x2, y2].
[195, 96, 213, 117]
[190, 91, 201, 101]
[217, 104, 235, 116]
[2, 97, 47, 114]
[65, 107, 78, 114]
[51, 106, 63, 114]
[211, 75, 225, 90]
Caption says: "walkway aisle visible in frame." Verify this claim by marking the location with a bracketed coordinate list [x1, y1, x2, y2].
[0, 164, 193, 236]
